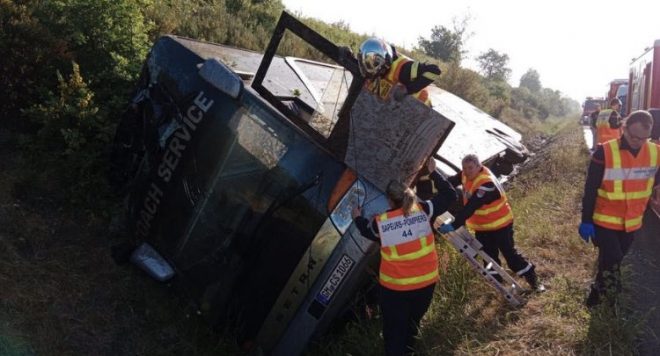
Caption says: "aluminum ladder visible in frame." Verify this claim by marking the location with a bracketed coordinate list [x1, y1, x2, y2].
[434, 212, 526, 307]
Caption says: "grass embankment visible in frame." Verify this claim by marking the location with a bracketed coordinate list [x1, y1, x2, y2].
[0, 148, 240, 355]
[313, 119, 644, 355]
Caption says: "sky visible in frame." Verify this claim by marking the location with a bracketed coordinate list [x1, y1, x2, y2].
[281, 0, 660, 103]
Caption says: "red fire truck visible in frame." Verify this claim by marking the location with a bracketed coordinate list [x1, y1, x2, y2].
[628, 40, 660, 111]
[628, 39, 660, 142]
[607, 79, 627, 102]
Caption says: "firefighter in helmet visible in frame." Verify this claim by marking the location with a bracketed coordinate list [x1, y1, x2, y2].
[356, 38, 441, 106]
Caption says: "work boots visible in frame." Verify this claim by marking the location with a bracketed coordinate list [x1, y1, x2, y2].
[522, 267, 546, 293]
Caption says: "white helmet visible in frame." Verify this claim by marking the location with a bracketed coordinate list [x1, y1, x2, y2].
[357, 38, 393, 78]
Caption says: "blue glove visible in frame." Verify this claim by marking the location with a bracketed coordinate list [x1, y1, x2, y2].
[578, 222, 595, 243]
[439, 223, 455, 234]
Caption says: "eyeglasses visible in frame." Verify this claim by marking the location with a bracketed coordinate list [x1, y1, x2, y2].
[625, 129, 651, 141]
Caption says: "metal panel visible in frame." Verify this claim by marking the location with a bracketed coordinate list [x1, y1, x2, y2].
[344, 90, 454, 191]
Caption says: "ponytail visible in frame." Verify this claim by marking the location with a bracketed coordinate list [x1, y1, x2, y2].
[386, 180, 417, 216]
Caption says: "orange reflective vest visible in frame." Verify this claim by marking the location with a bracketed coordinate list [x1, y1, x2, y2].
[365, 56, 432, 106]
[596, 109, 622, 144]
[375, 203, 438, 291]
[593, 140, 660, 232]
[462, 167, 514, 232]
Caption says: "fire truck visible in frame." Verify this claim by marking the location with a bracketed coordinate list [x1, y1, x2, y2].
[628, 39, 660, 141]
[580, 97, 606, 125]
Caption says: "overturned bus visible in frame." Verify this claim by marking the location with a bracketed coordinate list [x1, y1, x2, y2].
[109, 11, 528, 355]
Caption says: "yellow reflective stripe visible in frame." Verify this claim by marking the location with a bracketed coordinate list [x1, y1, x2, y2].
[608, 139, 621, 169]
[593, 213, 643, 227]
[593, 212, 622, 224]
[597, 185, 653, 200]
[649, 141, 658, 166]
[422, 71, 440, 81]
[609, 141, 623, 193]
[597, 110, 613, 125]
[474, 200, 506, 216]
[470, 175, 491, 192]
[389, 245, 400, 259]
[379, 213, 388, 221]
[386, 57, 406, 82]
[614, 180, 623, 193]
[380, 236, 435, 261]
[627, 215, 643, 227]
[410, 62, 418, 80]
[380, 269, 438, 286]
[468, 210, 513, 230]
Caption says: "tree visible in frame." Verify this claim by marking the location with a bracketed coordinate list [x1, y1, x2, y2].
[417, 14, 472, 63]
[477, 49, 511, 82]
[519, 69, 541, 93]
[0, 0, 63, 128]
[437, 62, 489, 109]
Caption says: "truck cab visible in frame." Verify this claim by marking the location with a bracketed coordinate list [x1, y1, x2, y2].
[581, 98, 606, 125]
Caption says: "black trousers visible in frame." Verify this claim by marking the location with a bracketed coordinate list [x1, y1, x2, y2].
[380, 283, 435, 356]
[475, 223, 531, 275]
[592, 225, 636, 292]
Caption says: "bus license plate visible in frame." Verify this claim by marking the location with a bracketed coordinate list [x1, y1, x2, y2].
[316, 254, 355, 306]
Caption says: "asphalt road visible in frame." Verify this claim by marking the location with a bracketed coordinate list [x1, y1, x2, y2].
[628, 209, 660, 355]
[582, 125, 594, 150]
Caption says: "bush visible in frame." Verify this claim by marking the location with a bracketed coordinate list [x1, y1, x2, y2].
[0, 0, 65, 129]
[22, 63, 113, 206]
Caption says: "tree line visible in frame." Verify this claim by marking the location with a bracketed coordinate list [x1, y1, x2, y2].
[0, 0, 578, 207]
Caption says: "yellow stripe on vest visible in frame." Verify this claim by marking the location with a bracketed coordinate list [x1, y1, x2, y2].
[380, 269, 438, 286]
[468, 210, 513, 230]
[474, 200, 507, 216]
[381, 237, 435, 261]
[593, 212, 643, 227]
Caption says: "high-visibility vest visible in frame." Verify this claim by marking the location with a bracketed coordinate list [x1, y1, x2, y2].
[365, 56, 432, 106]
[462, 167, 514, 232]
[593, 140, 660, 232]
[375, 203, 438, 291]
[596, 109, 622, 144]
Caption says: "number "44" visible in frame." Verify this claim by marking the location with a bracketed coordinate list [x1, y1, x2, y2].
[401, 229, 413, 238]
